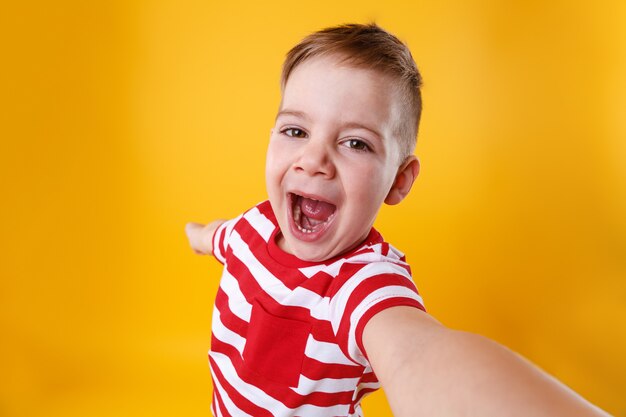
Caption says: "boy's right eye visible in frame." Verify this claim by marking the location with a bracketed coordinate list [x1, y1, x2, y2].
[282, 128, 307, 138]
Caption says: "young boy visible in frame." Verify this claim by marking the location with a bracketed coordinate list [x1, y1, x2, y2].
[186, 23, 609, 417]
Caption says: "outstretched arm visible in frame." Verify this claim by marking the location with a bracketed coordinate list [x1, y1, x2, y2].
[363, 306, 610, 417]
[185, 220, 226, 255]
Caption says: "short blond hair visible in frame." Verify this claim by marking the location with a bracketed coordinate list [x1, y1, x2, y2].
[281, 23, 423, 159]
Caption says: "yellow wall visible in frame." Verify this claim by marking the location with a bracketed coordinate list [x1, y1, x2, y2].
[2, 0, 625, 416]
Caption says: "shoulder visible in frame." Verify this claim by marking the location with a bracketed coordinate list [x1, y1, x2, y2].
[225, 200, 278, 239]
[328, 240, 425, 321]
[235, 200, 277, 227]
[328, 233, 417, 298]
[213, 201, 278, 261]
[344, 230, 412, 276]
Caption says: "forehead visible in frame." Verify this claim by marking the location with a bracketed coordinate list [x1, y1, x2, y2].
[280, 55, 403, 132]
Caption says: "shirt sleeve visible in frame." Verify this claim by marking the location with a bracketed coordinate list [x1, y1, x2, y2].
[330, 263, 426, 366]
[211, 217, 239, 264]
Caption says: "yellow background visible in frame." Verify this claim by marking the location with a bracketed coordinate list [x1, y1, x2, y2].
[2, 1, 625, 416]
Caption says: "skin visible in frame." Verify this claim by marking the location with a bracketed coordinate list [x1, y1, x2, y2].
[364, 307, 611, 417]
[185, 55, 610, 416]
[265, 55, 418, 262]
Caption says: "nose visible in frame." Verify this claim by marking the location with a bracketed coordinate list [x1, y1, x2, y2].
[292, 138, 336, 178]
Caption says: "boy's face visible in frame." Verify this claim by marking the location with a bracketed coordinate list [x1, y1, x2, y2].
[266, 55, 414, 262]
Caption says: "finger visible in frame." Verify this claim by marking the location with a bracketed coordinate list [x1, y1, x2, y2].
[185, 222, 204, 241]
[185, 222, 206, 253]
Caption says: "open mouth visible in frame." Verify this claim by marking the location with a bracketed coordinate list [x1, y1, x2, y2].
[288, 192, 337, 237]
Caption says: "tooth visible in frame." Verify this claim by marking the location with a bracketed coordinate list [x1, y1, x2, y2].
[293, 203, 301, 224]
[296, 222, 313, 233]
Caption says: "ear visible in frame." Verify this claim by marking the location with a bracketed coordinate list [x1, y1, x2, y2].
[384, 156, 420, 205]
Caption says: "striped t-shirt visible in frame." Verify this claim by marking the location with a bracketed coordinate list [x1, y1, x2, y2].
[209, 201, 425, 417]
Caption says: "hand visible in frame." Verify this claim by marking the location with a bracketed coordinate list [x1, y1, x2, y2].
[185, 220, 224, 255]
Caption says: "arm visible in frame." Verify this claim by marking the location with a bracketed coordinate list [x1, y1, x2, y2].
[185, 220, 225, 255]
[363, 306, 610, 417]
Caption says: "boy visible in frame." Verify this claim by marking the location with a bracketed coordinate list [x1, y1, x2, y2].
[186, 23, 609, 417]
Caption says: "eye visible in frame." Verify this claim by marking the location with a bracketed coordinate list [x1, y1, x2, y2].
[281, 127, 307, 138]
[344, 138, 370, 152]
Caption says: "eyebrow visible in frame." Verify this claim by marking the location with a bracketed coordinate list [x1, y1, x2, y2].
[276, 110, 383, 140]
[342, 121, 383, 141]
[275, 109, 309, 122]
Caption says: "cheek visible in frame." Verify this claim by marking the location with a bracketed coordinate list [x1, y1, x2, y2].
[265, 142, 290, 189]
[343, 163, 378, 195]
[349, 163, 396, 202]
[265, 142, 281, 173]
[266, 138, 290, 164]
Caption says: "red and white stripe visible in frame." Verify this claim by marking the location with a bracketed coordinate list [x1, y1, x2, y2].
[208, 201, 425, 416]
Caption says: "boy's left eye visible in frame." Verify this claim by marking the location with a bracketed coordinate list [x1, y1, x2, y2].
[344, 139, 370, 151]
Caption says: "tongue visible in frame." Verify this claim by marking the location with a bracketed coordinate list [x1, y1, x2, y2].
[299, 197, 335, 221]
